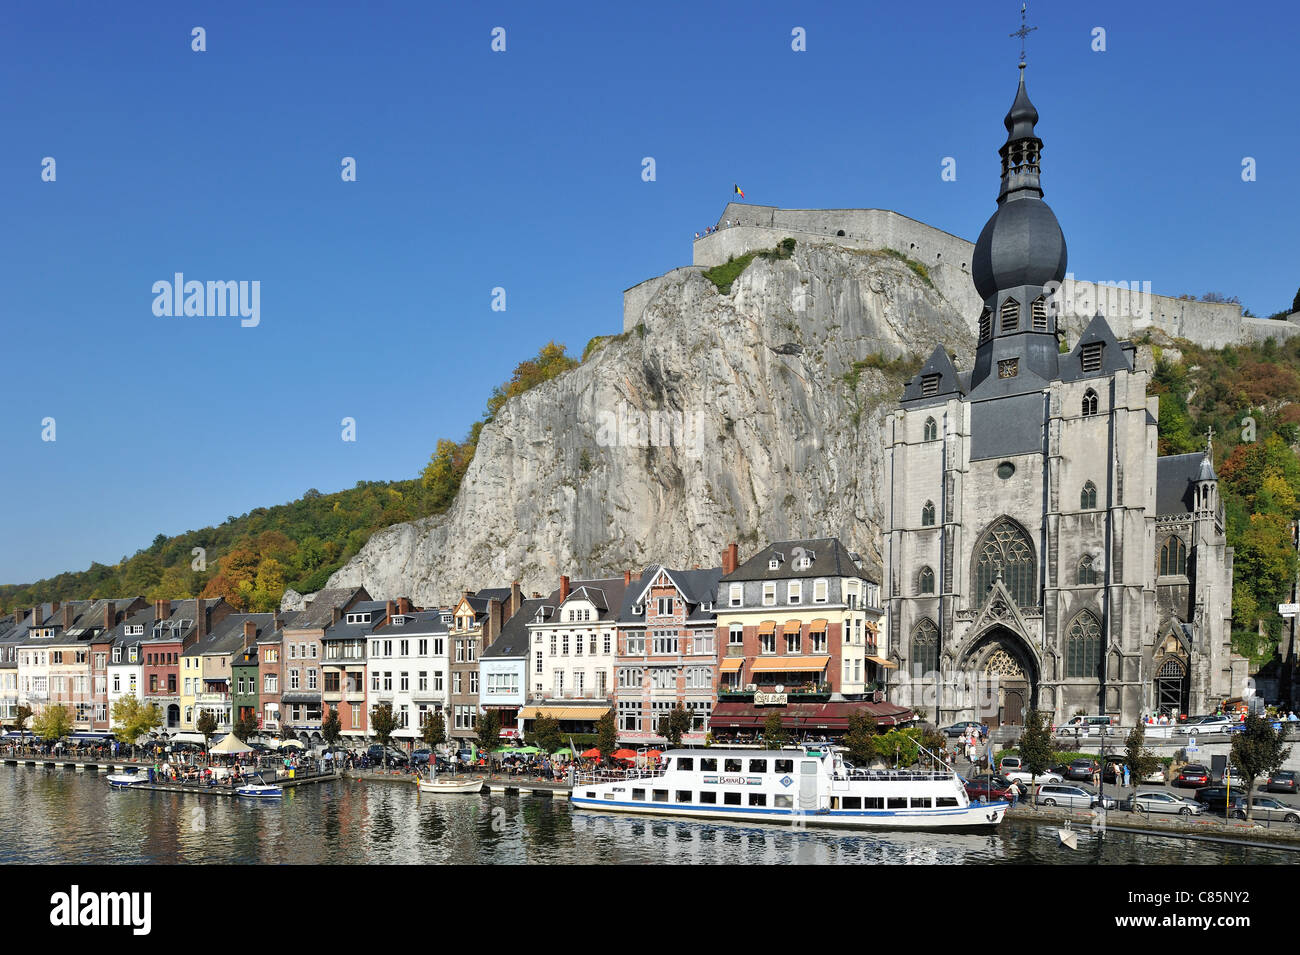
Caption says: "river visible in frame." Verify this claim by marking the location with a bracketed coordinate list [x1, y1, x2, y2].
[0, 767, 1291, 864]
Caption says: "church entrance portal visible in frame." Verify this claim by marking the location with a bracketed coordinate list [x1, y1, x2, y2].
[966, 629, 1037, 729]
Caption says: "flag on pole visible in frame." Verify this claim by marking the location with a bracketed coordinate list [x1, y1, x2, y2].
[734, 183, 745, 199]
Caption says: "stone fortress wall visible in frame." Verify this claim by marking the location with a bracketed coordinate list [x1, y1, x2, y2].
[623, 202, 1300, 349]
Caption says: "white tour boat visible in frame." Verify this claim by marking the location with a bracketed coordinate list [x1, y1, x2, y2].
[571, 745, 1007, 830]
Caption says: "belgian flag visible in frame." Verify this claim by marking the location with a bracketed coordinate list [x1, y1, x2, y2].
[734, 183, 745, 199]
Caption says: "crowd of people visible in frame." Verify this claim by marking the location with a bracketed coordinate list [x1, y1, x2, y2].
[692, 219, 741, 240]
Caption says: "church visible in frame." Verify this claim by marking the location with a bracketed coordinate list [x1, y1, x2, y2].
[883, 62, 1247, 727]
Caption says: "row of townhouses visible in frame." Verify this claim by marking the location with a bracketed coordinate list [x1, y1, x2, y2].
[0, 537, 916, 748]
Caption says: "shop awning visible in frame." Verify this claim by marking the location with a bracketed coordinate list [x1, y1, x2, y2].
[710, 700, 915, 730]
[756, 621, 777, 636]
[519, 706, 611, 721]
[865, 656, 898, 669]
[750, 655, 830, 673]
[808, 618, 828, 631]
[719, 658, 743, 673]
[781, 619, 803, 634]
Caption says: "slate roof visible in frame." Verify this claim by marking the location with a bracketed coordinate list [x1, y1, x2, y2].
[482, 597, 550, 660]
[720, 538, 873, 583]
[373, 609, 451, 636]
[618, 566, 724, 624]
[1058, 313, 1135, 383]
[557, 577, 629, 623]
[1156, 452, 1213, 516]
[287, 587, 370, 630]
[102, 607, 158, 653]
[199, 613, 277, 656]
[321, 600, 389, 642]
[901, 346, 967, 406]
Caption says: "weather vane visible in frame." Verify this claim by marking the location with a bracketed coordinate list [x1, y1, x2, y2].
[1010, 3, 1037, 67]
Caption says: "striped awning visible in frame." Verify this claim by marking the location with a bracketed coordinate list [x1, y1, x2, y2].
[781, 619, 803, 633]
[719, 658, 743, 673]
[808, 618, 829, 631]
[750, 655, 831, 673]
[756, 621, 777, 636]
[519, 706, 611, 721]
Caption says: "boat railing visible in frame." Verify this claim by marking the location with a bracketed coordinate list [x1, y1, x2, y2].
[834, 769, 959, 783]
[574, 767, 667, 785]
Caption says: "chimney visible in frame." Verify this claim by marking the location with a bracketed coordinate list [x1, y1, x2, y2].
[31, 606, 41, 629]
[624, 570, 631, 587]
[332, 605, 342, 625]
[62, 604, 74, 630]
[509, 581, 522, 616]
[462, 589, 472, 603]
[560, 575, 570, 602]
[386, 599, 396, 622]
[398, 597, 412, 615]
[104, 602, 116, 631]
[195, 598, 207, 638]
[486, 598, 504, 649]
[155, 599, 171, 622]
[243, 619, 257, 646]
[722, 542, 739, 576]
[51, 600, 60, 616]
[14, 610, 23, 628]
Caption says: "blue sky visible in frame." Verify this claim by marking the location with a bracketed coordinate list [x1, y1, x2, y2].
[1, 0, 1297, 584]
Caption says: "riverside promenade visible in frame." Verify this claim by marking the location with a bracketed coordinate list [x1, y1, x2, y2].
[346, 767, 571, 798]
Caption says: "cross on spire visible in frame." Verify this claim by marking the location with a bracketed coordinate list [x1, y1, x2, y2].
[1010, 3, 1037, 67]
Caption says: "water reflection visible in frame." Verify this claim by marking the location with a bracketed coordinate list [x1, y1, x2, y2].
[0, 768, 1291, 865]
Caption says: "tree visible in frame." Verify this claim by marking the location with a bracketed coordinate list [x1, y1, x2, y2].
[596, 711, 617, 759]
[656, 706, 693, 747]
[32, 705, 75, 743]
[762, 710, 786, 746]
[370, 702, 399, 770]
[1230, 714, 1292, 822]
[528, 716, 563, 756]
[14, 704, 32, 741]
[1017, 709, 1055, 795]
[422, 710, 446, 749]
[321, 708, 342, 757]
[233, 712, 259, 743]
[1122, 723, 1161, 808]
[1291, 286, 1300, 315]
[110, 695, 163, 747]
[843, 711, 878, 766]
[196, 711, 219, 752]
[477, 708, 502, 754]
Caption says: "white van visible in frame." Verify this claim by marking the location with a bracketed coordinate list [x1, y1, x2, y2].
[1057, 715, 1118, 736]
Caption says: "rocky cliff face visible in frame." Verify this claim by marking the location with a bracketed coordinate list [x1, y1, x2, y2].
[322, 241, 975, 606]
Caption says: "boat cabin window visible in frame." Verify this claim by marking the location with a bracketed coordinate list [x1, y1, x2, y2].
[677, 757, 693, 771]
[748, 759, 767, 773]
[676, 791, 692, 803]
[633, 788, 646, 801]
[774, 759, 794, 774]
[842, 796, 862, 809]
[699, 791, 717, 804]
[887, 797, 907, 809]
[749, 793, 767, 806]
[700, 758, 717, 772]
[864, 797, 883, 809]
[585, 791, 596, 798]
[911, 796, 933, 809]
[937, 797, 959, 808]
[653, 789, 669, 803]
[724, 792, 742, 806]
[724, 758, 742, 773]
[774, 794, 793, 809]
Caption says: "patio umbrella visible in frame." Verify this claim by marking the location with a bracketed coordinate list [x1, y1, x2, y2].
[612, 749, 637, 760]
[644, 749, 663, 758]
[552, 747, 573, 757]
[210, 734, 254, 754]
[513, 746, 541, 755]
[581, 748, 602, 759]
[279, 740, 305, 750]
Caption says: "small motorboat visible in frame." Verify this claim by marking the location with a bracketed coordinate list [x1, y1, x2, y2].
[236, 774, 284, 798]
[1057, 821, 1078, 850]
[107, 771, 150, 788]
[417, 776, 483, 794]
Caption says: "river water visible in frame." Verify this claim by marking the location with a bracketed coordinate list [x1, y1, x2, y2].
[0, 767, 1291, 865]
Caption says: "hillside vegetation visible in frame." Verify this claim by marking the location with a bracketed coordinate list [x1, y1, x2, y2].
[0, 341, 580, 614]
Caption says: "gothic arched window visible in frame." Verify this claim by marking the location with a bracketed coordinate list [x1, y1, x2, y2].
[911, 618, 939, 674]
[917, 566, 935, 595]
[973, 518, 1036, 607]
[1000, 297, 1020, 333]
[1082, 389, 1099, 416]
[921, 501, 936, 527]
[923, 416, 938, 441]
[1081, 481, 1097, 510]
[1159, 536, 1187, 577]
[1065, 611, 1102, 679]
[1077, 554, 1098, 586]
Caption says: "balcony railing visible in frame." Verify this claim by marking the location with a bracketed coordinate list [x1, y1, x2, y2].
[196, 693, 230, 705]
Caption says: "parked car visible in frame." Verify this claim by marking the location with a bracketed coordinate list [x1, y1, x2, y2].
[411, 749, 432, 766]
[1194, 785, 1233, 814]
[1055, 715, 1119, 737]
[1229, 796, 1300, 823]
[1141, 765, 1169, 785]
[1065, 759, 1099, 781]
[1262, 771, 1299, 794]
[1034, 783, 1116, 810]
[1124, 790, 1204, 815]
[365, 744, 409, 766]
[942, 721, 985, 738]
[999, 756, 1023, 773]
[964, 774, 1014, 802]
[1003, 767, 1064, 785]
[1174, 764, 1212, 788]
[1217, 766, 1247, 787]
[1175, 715, 1232, 736]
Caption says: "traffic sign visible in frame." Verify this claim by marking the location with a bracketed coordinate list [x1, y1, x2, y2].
[1279, 603, 1299, 617]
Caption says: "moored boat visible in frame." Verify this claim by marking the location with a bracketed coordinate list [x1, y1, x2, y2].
[235, 774, 283, 798]
[416, 776, 484, 794]
[571, 744, 1007, 830]
[106, 771, 150, 788]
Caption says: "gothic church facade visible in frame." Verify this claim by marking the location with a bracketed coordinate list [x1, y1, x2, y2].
[884, 66, 1246, 727]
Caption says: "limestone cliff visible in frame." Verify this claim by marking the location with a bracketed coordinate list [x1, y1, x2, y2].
[322, 240, 975, 606]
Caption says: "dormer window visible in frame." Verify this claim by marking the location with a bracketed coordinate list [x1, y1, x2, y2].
[1081, 342, 1103, 373]
[345, 612, 371, 625]
[391, 615, 406, 626]
[1031, 296, 1048, 330]
[1000, 298, 1020, 333]
[921, 374, 940, 397]
[126, 624, 144, 637]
